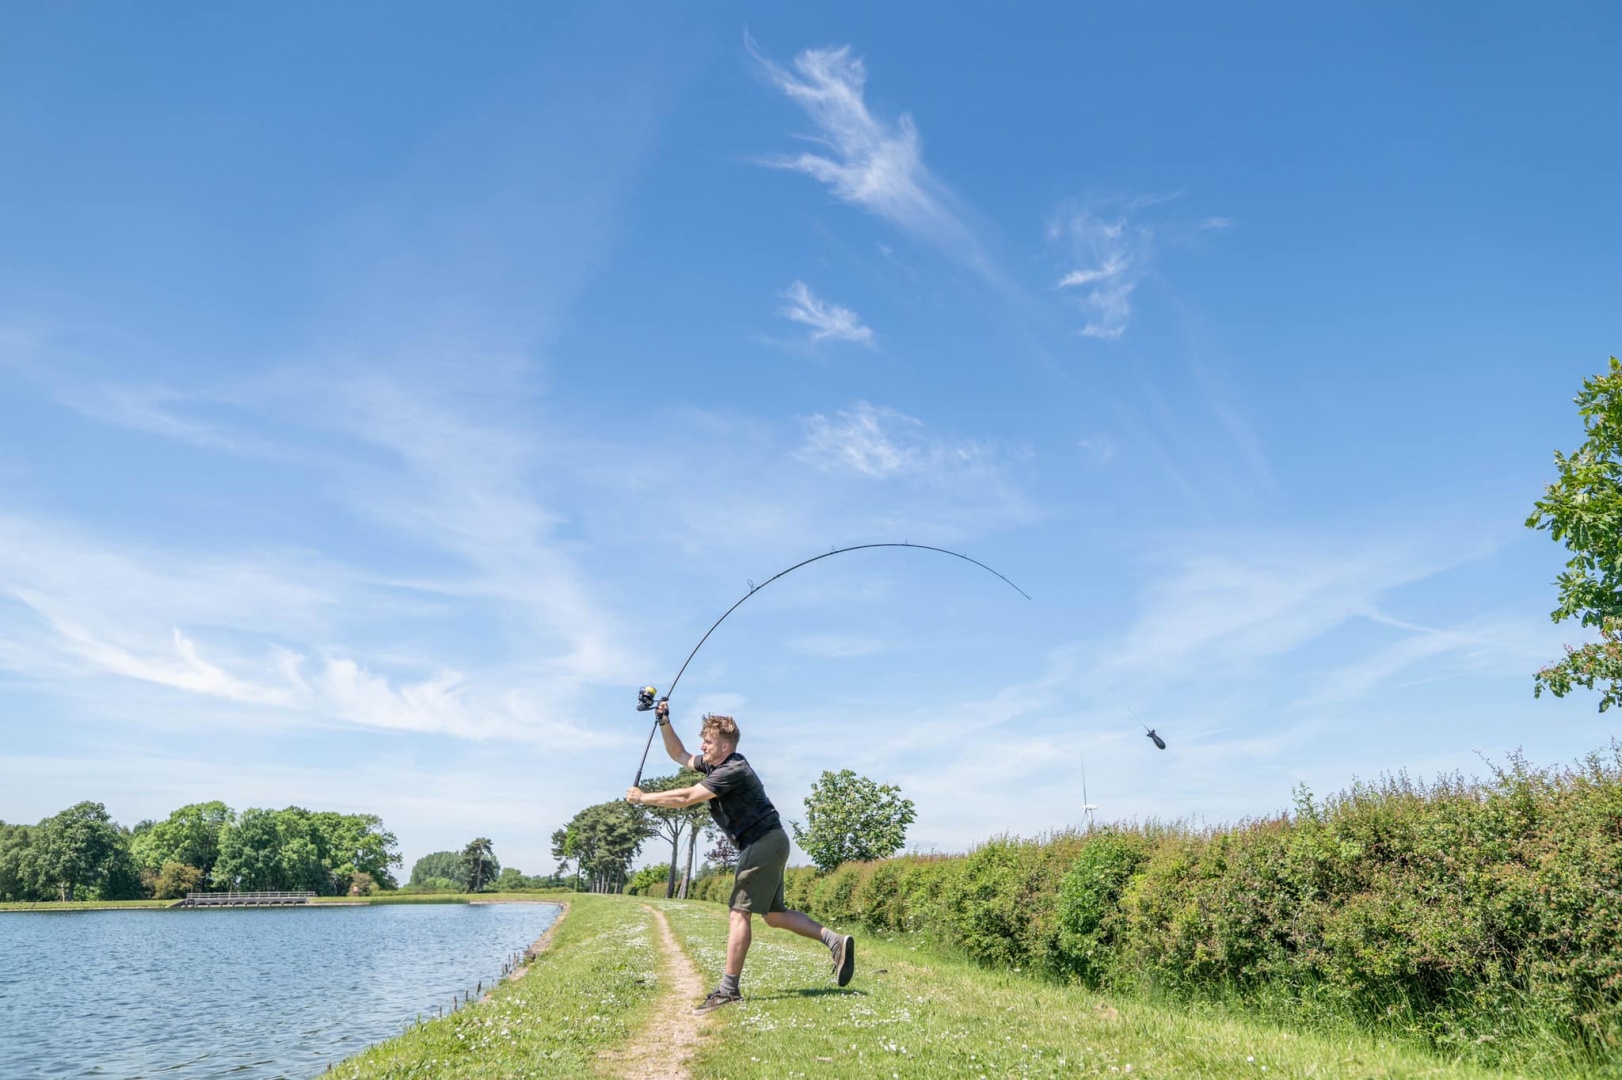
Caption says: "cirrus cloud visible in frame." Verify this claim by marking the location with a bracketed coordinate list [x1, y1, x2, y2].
[779, 280, 874, 345]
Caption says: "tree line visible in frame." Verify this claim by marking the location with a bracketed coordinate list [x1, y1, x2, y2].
[404, 837, 570, 893]
[0, 770, 914, 903]
[0, 800, 400, 901]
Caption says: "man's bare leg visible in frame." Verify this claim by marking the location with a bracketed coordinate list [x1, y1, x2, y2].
[725, 908, 752, 978]
[695, 908, 753, 1011]
[762, 909, 827, 940]
[765, 908, 857, 987]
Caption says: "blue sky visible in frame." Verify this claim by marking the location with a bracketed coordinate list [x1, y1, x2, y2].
[2, 3, 1618, 875]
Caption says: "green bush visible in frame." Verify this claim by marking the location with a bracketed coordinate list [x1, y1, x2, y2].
[1055, 828, 1152, 986]
[625, 866, 670, 897]
[783, 866, 820, 912]
[808, 862, 865, 924]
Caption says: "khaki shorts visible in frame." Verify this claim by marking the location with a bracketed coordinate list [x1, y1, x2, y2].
[730, 827, 789, 914]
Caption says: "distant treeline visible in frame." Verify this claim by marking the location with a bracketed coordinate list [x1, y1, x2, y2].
[0, 800, 400, 902]
[689, 747, 1622, 1071]
[405, 846, 567, 893]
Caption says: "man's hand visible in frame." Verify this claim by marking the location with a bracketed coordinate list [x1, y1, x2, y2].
[655, 703, 688, 767]
[625, 787, 644, 804]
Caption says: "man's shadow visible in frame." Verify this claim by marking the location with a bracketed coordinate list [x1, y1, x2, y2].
[748, 987, 869, 1001]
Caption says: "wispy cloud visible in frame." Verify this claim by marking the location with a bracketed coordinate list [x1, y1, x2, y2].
[1101, 538, 1447, 679]
[0, 513, 601, 742]
[751, 40, 980, 263]
[1051, 202, 1158, 339]
[1291, 612, 1556, 710]
[778, 281, 874, 345]
[0, 353, 643, 744]
[1049, 194, 1230, 339]
[797, 402, 993, 480]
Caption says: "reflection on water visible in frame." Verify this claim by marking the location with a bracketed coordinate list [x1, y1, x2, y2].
[0, 901, 561, 1080]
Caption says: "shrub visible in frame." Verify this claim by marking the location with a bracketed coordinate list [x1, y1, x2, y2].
[625, 866, 670, 897]
[809, 862, 866, 925]
[152, 861, 206, 900]
[1055, 828, 1153, 986]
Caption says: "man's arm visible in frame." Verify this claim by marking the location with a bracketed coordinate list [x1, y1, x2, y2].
[655, 699, 694, 767]
[627, 784, 717, 809]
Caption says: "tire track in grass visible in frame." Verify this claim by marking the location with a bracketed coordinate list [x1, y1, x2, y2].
[597, 904, 715, 1079]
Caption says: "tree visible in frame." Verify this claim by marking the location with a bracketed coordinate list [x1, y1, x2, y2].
[152, 861, 206, 900]
[550, 828, 580, 890]
[409, 850, 463, 887]
[562, 802, 651, 892]
[1529, 358, 1622, 709]
[211, 807, 327, 892]
[791, 770, 917, 873]
[212, 806, 400, 894]
[460, 838, 498, 892]
[31, 802, 136, 901]
[129, 801, 235, 880]
[212, 808, 285, 890]
[704, 830, 739, 873]
[0, 822, 42, 902]
[311, 811, 401, 891]
[638, 769, 709, 898]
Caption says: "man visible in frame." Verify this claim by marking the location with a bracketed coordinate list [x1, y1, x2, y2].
[626, 701, 855, 1013]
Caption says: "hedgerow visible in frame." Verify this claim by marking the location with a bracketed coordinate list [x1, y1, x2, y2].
[691, 746, 1622, 1070]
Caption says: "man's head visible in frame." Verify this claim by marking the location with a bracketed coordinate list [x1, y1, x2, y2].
[698, 713, 739, 766]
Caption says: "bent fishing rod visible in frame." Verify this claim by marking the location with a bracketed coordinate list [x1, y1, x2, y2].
[631, 542, 1030, 786]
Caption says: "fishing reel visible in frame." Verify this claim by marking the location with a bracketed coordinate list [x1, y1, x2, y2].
[636, 686, 663, 712]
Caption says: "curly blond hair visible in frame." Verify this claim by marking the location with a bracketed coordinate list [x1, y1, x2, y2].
[700, 713, 740, 747]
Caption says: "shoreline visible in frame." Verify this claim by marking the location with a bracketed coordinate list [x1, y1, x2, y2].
[0, 891, 574, 914]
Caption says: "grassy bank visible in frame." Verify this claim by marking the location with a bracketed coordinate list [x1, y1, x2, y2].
[0, 898, 177, 912]
[324, 892, 1501, 1078]
[657, 897, 1508, 1079]
[330, 894, 661, 1079]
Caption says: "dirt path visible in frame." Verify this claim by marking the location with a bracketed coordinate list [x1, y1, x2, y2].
[597, 904, 713, 1080]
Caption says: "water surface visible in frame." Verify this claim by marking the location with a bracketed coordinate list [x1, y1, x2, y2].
[0, 900, 560, 1079]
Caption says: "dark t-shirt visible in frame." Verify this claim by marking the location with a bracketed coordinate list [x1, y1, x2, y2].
[692, 751, 783, 850]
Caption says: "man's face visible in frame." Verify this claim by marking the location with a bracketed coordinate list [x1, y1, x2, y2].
[699, 729, 733, 767]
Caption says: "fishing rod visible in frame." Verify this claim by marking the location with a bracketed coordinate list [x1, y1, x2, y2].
[631, 542, 1031, 786]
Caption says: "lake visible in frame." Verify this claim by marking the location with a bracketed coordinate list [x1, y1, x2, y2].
[0, 900, 562, 1079]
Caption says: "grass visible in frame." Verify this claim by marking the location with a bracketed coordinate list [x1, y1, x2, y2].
[0, 898, 177, 912]
[330, 894, 662, 1079]
[656, 899, 1520, 1080]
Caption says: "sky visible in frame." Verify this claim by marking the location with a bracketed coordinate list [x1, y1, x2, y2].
[1, 2, 1619, 877]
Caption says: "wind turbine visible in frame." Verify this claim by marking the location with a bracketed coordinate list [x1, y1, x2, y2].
[1080, 758, 1099, 831]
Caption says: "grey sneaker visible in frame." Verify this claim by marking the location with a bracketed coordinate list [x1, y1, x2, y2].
[831, 934, 855, 987]
[694, 987, 742, 1014]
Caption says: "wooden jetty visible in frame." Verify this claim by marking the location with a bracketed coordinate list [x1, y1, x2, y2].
[180, 890, 316, 908]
